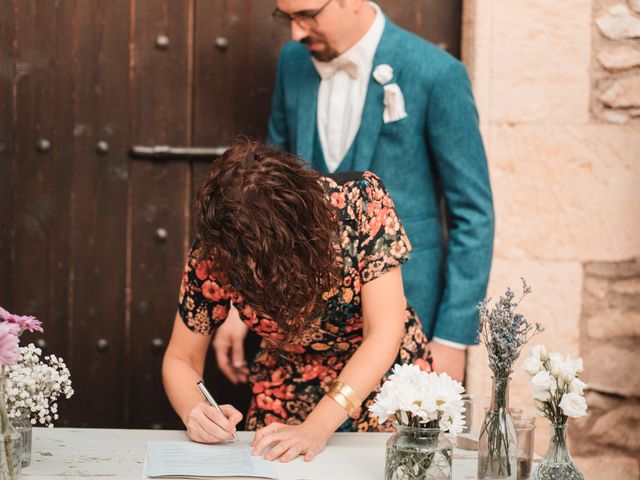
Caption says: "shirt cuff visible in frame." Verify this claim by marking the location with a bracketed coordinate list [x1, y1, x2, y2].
[431, 337, 469, 350]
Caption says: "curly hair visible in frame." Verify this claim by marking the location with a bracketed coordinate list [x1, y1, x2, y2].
[196, 138, 341, 343]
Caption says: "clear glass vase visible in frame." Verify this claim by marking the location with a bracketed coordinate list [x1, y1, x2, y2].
[0, 370, 22, 479]
[477, 376, 517, 479]
[531, 424, 584, 480]
[385, 425, 452, 480]
[11, 411, 31, 468]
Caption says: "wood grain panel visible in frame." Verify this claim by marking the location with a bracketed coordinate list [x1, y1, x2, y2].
[191, 0, 251, 413]
[378, 0, 420, 34]
[192, 0, 293, 419]
[129, 0, 194, 429]
[9, 0, 74, 407]
[68, 0, 131, 428]
[244, 1, 292, 137]
[0, 0, 16, 307]
[421, 0, 462, 57]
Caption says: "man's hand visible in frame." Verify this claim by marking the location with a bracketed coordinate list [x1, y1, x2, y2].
[428, 341, 466, 382]
[251, 421, 331, 463]
[212, 306, 249, 384]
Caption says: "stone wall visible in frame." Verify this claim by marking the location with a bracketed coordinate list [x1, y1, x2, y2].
[571, 259, 640, 479]
[593, 0, 640, 123]
[461, 0, 640, 478]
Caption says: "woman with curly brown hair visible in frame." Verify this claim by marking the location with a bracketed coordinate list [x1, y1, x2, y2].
[162, 139, 432, 463]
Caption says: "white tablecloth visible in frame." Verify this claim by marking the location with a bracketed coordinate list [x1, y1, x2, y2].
[23, 427, 479, 479]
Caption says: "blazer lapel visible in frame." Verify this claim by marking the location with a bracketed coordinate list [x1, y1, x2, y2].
[353, 19, 399, 172]
[294, 62, 320, 163]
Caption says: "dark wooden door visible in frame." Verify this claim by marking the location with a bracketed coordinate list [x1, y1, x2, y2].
[0, 0, 461, 429]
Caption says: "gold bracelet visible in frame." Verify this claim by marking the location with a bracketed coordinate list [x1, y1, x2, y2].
[330, 381, 362, 410]
[327, 389, 357, 416]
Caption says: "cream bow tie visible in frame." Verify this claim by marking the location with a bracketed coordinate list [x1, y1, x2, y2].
[312, 57, 359, 80]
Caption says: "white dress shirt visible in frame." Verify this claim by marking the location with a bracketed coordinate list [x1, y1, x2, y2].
[312, 2, 385, 173]
[311, 3, 467, 351]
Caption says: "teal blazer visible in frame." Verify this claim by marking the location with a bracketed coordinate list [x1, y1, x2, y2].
[267, 19, 494, 345]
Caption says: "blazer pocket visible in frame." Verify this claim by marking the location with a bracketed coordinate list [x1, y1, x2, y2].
[403, 215, 443, 251]
[380, 115, 410, 131]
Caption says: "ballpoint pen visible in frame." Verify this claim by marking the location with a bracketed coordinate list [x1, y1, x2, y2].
[196, 380, 240, 442]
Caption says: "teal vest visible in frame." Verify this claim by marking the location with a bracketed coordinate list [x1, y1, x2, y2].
[311, 128, 357, 174]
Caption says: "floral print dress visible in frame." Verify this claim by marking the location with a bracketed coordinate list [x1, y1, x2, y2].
[178, 171, 432, 432]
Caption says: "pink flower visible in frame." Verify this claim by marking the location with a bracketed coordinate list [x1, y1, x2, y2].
[0, 306, 44, 334]
[0, 323, 20, 365]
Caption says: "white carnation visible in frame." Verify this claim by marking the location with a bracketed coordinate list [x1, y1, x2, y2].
[547, 352, 565, 377]
[548, 353, 583, 386]
[568, 378, 587, 395]
[373, 64, 394, 85]
[531, 370, 556, 393]
[522, 353, 543, 376]
[533, 387, 552, 402]
[566, 356, 583, 377]
[559, 392, 588, 418]
[530, 344, 548, 362]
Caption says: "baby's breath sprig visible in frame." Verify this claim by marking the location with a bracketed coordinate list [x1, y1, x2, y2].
[6, 343, 74, 427]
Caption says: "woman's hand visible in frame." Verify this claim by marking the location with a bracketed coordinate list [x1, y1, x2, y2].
[251, 421, 331, 463]
[185, 401, 243, 444]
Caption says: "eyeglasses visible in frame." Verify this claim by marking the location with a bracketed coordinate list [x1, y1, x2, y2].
[272, 0, 333, 29]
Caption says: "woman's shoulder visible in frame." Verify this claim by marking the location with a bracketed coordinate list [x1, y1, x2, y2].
[325, 171, 366, 186]
[322, 171, 390, 210]
[322, 172, 393, 226]
[323, 171, 386, 192]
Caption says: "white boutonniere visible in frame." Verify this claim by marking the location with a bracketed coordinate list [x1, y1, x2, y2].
[373, 64, 407, 123]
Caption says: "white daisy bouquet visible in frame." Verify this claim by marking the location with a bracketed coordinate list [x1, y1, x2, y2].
[522, 346, 588, 423]
[370, 364, 465, 480]
[6, 343, 74, 427]
[369, 363, 466, 433]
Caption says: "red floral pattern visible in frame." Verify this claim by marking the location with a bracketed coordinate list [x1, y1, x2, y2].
[178, 172, 432, 432]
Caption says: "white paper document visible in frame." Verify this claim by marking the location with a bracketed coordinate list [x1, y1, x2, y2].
[144, 441, 279, 479]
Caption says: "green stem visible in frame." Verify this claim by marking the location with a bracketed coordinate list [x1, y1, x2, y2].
[386, 427, 451, 480]
[479, 377, 514, 478]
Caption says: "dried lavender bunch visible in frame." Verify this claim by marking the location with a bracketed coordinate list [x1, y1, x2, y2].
[477, 279, 544, 479]
[478, 278, 543, 378]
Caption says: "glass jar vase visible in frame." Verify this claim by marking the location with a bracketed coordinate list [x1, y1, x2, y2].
[532, 424, 584, 480]
[385, 425, 452, 480]
[477, 376, 518, 479]
[0, 370, 22, 479]
[12, 410, 32, 468]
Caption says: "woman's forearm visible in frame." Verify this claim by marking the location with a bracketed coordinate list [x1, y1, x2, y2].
[304, 330, 402, 436]
[162, 353, 207, 425]
[305, 268, 407, 436]
[163, 314, 214, 426]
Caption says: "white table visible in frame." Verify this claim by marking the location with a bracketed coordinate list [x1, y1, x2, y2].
[24, 428, 480, 479]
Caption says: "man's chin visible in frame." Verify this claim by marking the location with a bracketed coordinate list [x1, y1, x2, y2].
[301, 38, 339, 62]
[310, 49, 339, 62]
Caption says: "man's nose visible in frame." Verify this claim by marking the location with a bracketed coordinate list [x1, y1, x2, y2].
[290, 21, 309, 42]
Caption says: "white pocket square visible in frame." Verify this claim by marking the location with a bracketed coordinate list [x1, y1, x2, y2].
[383, 83, 408, 123]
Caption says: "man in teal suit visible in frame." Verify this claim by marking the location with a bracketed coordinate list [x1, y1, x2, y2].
[213, 0, 494, 382]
